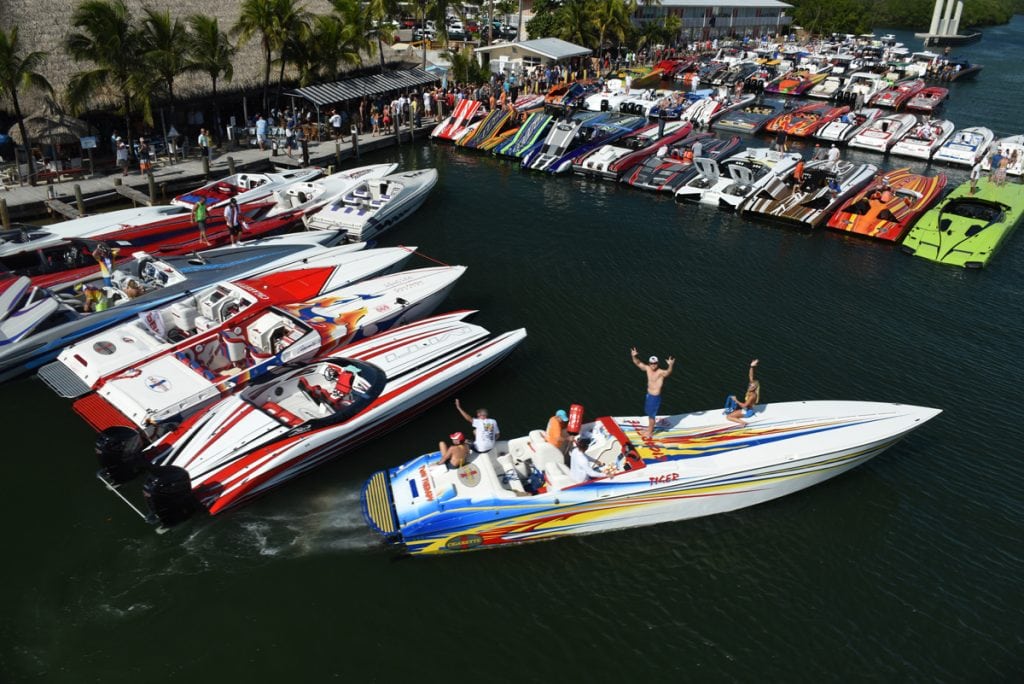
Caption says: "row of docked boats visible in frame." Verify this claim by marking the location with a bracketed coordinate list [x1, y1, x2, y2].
[4, 164, 530, 530]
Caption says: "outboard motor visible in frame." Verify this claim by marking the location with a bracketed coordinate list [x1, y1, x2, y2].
[142, 466, 198, 527]
[95, 426, 147, 484]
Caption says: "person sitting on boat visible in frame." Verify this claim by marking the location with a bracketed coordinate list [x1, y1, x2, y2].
[569, 437, 606, 483]
[437, 432, 469, 470]
[879, 183, 895, 203]
[455, 398, 499, 453]
[76, 283, 109, 313]
[725, 359, 760, 427]
[123, 279, 144, 298]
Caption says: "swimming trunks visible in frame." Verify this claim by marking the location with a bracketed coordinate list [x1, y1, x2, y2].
[644, 393, 661, 419]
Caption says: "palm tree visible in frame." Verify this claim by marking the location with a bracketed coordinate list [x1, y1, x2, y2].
[295, 14, 362, 84]
[594, 0, 635, 52]
[0, 27, 52, 183]
[365, 0, 400, 73]
[557, 0, 597, 48]
[186, 15, 236, 132]
[65, 0, 147, 142]
[140, 7, 189, 110]
[234, 0, 278, 112]
[271, 0, 311, 106]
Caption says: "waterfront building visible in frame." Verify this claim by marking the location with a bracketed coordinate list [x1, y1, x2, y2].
[633, 0, 794, 41]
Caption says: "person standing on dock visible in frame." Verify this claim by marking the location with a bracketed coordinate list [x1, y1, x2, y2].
[192, 200, 209, 246]
[115, 137, 129, 176]
[197, 128, 210, 161]
[255, 114, 267, 151]
[137, 138, 151, 175]
[630, 348, 676, 439]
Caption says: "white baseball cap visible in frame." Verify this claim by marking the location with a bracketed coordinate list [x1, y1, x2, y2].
[648, 355, 658, 364]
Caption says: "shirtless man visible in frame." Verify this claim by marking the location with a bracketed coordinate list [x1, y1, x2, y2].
[630, 347, 676, 438]
[437, 432, 470, 469]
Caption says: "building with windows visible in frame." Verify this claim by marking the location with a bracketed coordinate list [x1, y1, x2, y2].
[634, 0, 793, 42]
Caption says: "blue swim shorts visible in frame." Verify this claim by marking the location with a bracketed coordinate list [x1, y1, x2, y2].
[644, 393, 661, 419]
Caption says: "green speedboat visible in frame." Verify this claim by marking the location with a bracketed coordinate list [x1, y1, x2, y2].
[902, 178, 1024, 268]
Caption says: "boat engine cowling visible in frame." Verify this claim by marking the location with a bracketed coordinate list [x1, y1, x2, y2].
[142, 466, 198, 527]
[95, 426, 147, 484]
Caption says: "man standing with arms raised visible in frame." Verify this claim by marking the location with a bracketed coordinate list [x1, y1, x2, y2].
[630, 347, 675, 438]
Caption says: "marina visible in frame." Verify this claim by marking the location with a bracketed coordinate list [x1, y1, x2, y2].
[2, 15, 1023, 683]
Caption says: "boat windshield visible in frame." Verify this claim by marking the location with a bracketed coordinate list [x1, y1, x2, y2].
[943, 199, 1005, 222]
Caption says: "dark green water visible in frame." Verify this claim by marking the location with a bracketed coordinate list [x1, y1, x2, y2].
[3, 22, 1023, 682]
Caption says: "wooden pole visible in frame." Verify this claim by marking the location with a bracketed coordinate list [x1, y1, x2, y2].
[147, 171, 157, 204]
[0, 198, 9, 228]
[202, 156, 210, 180]
[351, 125, 359, 159]
[74, 184, 85, 215]
[335, 140, 342, 168]
[227, 156, 236, 175]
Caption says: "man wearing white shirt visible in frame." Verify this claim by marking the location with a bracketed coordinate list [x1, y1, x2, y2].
[454, 398, 499, 453]
[569, 437, 605, 483]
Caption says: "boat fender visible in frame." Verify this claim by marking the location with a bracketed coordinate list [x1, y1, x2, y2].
[142, 466, 198, 528]
[568, 404, 584, 434]
[95, 426, 147, 485]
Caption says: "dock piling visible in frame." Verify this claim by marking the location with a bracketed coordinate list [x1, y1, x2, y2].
[227, 156, 236, 175]
[0, 198, 9, 228]
[74, 184, 85, 215]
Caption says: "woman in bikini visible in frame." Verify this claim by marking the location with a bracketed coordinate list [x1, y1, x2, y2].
[726, 359, 761, 427]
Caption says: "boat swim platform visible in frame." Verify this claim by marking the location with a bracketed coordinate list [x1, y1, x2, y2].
[0, 119, 439, 221]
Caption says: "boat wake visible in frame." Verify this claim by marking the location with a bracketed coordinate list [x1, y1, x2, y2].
[178, 486, 381, 562]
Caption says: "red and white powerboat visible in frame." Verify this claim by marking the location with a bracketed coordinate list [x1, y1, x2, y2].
[869, 78, 925, 110]
[172, 169, 322, 209]
[430, 100, 484, 142]
[41, 244, 416, 396]
[95, 311, 527, 527]
[73, 265, 467, 431]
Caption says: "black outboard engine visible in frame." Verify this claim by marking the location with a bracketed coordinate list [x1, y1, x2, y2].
[142, 466, 198, 527]
[95, 426, 147, 484]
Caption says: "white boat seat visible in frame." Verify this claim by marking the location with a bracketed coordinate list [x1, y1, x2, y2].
[544, 460, 575, 491]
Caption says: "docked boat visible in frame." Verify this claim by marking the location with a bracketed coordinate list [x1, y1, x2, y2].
[302, 169, 438, 241]
[0, 206, 189, 262]
[73, 265, 467, 431]
[836, 72, 888, 106]
[932, 57, 982, 82]
[713, 98, 787, 134]
[493, 112, 554, 159]
[890, 119, 955, 159]
[171, 169, 321, 209]
[825, 167, 948, 241]
[38, 245, 415, 397]
[763, 68, 830, 96]
[980, 135, 1024, 176]
[869, 78, 926, 110]
[741, 159, 878, 227]
[815, 107, 882, 144]
[806, 74, 847, 100]
[622, 135, 740, 193]
[456, 108, 516, 149]
[524, 114, 647, 174]
[572, 121, 693, 180]
[263, 163, 399, 218]
[932, 126, 995, 167]
[764, 102, 851, 138]
[430, 99, 484, 141]
[685, 93, 756, 128]
[902, 178, 1024, 268]
[0, 234, 352, 383]
[618, 89, 671, 117]
[361, 400, 940, 555]
[848, 113, 919, 152]
[96, 312, 527, 528]
[905, 86, 948, 113]
[674, 148, 803, 210]
[581, 80, 645, 113]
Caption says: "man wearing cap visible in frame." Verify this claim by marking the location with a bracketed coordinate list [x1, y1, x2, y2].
[437, 432, 469, 469]
[630, 347, 676, 438]
[546, 408, 570, 455]
[569, 436, 606, 483]
[454, 398, 499, 453]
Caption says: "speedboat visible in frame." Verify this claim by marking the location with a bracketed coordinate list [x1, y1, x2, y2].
[713, 98, 787, 134]
[764, 102, 851, 138]
[674, 148, 803, 210]
[493, 112, 554, 159]
[905, 86, 948, 113]
[890, 119, 955, 159]
[0, 235, 353, 383]
[544, 82, 592, 109]
[848, 113, 919, 152]
[263, 163, 399, 218]
[763, 69, 830, 96]
[38, 245, 414, 397]
[687, 93, 756, 128]
[361, 400, 940, 555]
[73, 265, 467, 431]
[617, 89, 671, 117]
[525, 113, 647, 174]
[430, 99, 484, 141]
[981, 135, 1024, 176]
[572, 121, 693, 180]
[582, 80, 645, 112]
[0, 206, 189, 262]
[869, 78, 925, 109]
[836, 72, 888, 105]
[301, 169, 438, 241]
[741, 159, 878, 227]
[172, 169, 322, 209]
[815, 108, 882, 144]
[932, 126, 995, 167]
[806, 74, 847, 99]
[622, 135, 741, 193]
[932, 57, 982, 82]
[520, 112, 608, 171]
[96, 312, 527, 528]
[826, 167, 948, 241]
[902, 178, 1024, 268]
[456, 108, 516, 149]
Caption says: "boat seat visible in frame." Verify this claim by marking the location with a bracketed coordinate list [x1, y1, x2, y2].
[299, 377, 332, 407]
[262, 401, 303, 426]
[543, 460, 575, 491]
